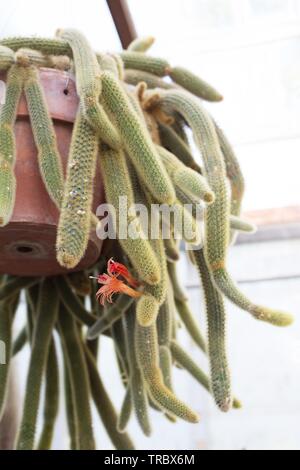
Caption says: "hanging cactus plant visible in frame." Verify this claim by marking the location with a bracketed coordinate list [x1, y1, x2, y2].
[0, 29, 294, 450]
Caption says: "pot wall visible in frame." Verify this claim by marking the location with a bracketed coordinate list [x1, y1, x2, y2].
[0, 68, 104, 276]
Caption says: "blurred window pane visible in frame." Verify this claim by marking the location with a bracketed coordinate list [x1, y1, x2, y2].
[249, 0, 291, 17]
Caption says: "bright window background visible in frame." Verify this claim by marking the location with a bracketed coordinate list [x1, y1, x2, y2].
[1, 0, 300, 451]
[129, 0, 300, 211]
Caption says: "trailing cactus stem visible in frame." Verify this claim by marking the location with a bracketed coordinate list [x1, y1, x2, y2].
[136, 233, 167, 327]
[0, 65, 25, 226]
[157, 89, 294, 327]
[135, 322, 199, 423]
[99, 146, 161, 285]
[84, 345, 135, 450]
[56, 28, 120, 149]
[124, 69, 174, 90]
[158, 122, 202, 173]
[15, 48, 71, 70]
[118, 387, 132, 433]
[58, 306, 95, 450]
[157, 145, 214, 203]
[0, 45, 14, 70]
[37, 339, 59, 450]
[194, 249, 232, 412]
[16, 279, 59, 450]
[127, 36, 155, 53]
[24, 65, 64, 208]
[101, 71, 175, 204]
[0, 300, 13, 419]
[87, 295, 134, 339]
[56, 109, 98, 269]
[168, 66, 223, 102]
[0, 37, 72, 56]
[120, 51, 170, 77]
[214, 122, 245, 219]
[123, 308, 151, 436]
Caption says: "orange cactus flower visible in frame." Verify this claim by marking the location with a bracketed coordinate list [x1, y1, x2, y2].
[107, 257, 140, 288]
[92, 273, 142, 306]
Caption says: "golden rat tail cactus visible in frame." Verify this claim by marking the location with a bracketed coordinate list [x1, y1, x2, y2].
[0, 29, 294, 450]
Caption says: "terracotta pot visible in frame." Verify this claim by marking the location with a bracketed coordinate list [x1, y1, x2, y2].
[0, 68, 104, 277]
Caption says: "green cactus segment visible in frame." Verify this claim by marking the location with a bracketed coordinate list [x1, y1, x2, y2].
[98, 53, 120, 78]
[67, 271, 92, 297]
[214, 123, 245, 219]
[24, 66, 64, 208]
[175, 186, 255, 234]
[55, 276, 97, 326]
[58, 305, 95, 450]
[154, 90, 227, 262]
[0, 162, 16, 227]
[15, 48, 71, 70]
[57, 29, 120, 149]
[128, 166, 167, 324]
[64, 359, 78, 450]
[157, 195, 201, 247]
[164, 237, 180, 261]
[112, 320, 130, 390]
[157, 283, 174, 348]
[157, 288, 175, 394]
[87, 295, 134, 338]
[16, 279, 59, 450]
[0, 299, 13, 420]
[124, 69, 174, 90]
[167, 261, 206, 352]
[171, 341, 241, 409]
[135, 322, 199, 423]
[123, 308, 152, 436]
[136, 294, 159, 329]
[157, 145, 214, 203]
[194, 249, 232, 412]
[56, 110, 98, 269]
[84, 346, 135, 450]
[158, 90, 291, 326]
[120, 51, 170, 77]
[230, 215, 256, 233]
[167, 262, 188, 302]
[0, 65, 25, 226]
[12, 325, 28, 357]
[0, 276, 38, 302]
[213, 268, 294, 327]
[101, 72, 175, 204]
[159, 345, 173, 391]
[171, 340, 210, 391]
[137, 227, 168, 326]
[127, 36, 155, 53]
[175, 297, 206, 353]
[0, 45, 14, 70]
[159, 123, 202, 173]
[118, 387, 132, 433]
[110, 53, 124, 80]
[37, 339, 59, 450]
[169, 66, 223, 102]
[99, 146, 161, 285]
[156, 88, 230, 258]
[0, 37, 72, 56]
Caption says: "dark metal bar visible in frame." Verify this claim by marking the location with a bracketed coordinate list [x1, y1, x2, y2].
[106, 0, 137, 49]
